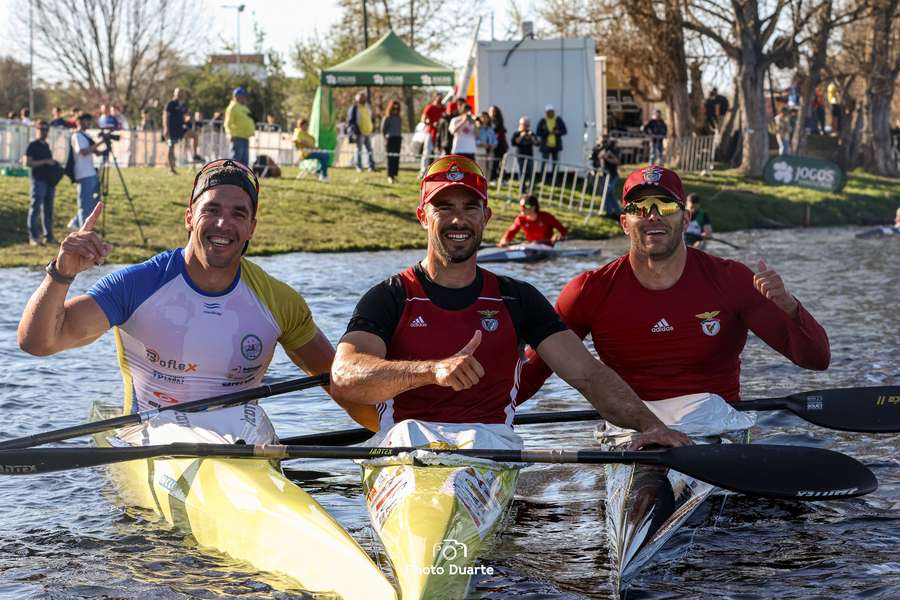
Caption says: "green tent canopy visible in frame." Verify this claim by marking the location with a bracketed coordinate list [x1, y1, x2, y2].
[319, 30, 455, 87]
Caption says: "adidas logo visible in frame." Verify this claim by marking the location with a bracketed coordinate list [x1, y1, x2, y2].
[651, 318, 674, 333]
[409, 316, 427, 328]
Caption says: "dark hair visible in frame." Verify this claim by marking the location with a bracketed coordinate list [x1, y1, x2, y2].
[387, 99, 401, 114]
[489, 105, 505, 130]
[687, 193, 700, 203]
[520, 194, 539, 210]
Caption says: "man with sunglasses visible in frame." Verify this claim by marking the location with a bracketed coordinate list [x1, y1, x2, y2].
[330, 155, 689, 449]
[518, 165, 830, 404]
[18, 159, 377, 432]
[498, 194, 568, 247]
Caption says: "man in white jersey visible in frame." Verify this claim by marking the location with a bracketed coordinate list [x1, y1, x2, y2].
[17, 159, 376, 430]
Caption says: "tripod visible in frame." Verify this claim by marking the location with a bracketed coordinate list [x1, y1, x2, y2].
[97, 138, 147, 246]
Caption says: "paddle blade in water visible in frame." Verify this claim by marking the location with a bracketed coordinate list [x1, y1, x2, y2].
[661, 443, 878, 500]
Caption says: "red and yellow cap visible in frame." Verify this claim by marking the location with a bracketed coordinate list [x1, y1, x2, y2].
[622, 165, 686, 205]
[420, 155, 488, 207]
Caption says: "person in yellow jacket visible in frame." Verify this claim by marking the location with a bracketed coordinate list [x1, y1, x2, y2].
[347, 91, 376, 171]
[225, 86, 256, 166]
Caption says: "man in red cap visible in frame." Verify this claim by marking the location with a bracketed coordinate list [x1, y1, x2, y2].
[517, 164, 831, 404]
[330, 155, 689, 447]
[18, 158, 376, 430]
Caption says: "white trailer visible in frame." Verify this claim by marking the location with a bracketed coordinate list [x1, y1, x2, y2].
[475, 37, 597, 168]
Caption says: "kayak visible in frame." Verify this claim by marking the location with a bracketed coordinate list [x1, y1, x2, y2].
[478, 243, 601, 264]
[855, 226, 899, 239]
[90, 401, 396, 599]
[598, 394, 756, 591]
[361, 421, 520, 599]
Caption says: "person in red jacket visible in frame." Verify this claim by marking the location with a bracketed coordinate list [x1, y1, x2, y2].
[329, 155, 688, 447]
[498, 194, 568, 246]
[518, 165, 830, 404]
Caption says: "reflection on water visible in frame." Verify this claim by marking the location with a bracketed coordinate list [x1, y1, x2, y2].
[0, 227, 897, 598]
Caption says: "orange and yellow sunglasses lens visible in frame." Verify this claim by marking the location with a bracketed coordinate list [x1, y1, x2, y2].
[425, 155, 484, 179]
[624, 197, 684, 217]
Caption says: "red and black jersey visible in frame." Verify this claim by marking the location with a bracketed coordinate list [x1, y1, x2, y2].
[519, 248, 830, 403]
[346, 263, 566, 428]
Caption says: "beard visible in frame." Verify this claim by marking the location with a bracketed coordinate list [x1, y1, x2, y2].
[631, 218, 684, 260]
[431, 226, 482, 264]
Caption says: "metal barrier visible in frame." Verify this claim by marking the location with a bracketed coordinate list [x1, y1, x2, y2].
[668, 135, 716, 172]
[492, 153, 615, 220]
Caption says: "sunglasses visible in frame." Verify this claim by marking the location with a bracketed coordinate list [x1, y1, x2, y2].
[623, 197, 685, 218]
[424, 155, 485, 180]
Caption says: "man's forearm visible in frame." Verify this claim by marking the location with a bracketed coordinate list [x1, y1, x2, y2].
[18, 277, 71, 355]
[570, 366, 662, 432]
[331, 352, 437, 405]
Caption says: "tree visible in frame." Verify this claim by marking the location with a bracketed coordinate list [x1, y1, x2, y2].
[0, 57, 47, 117]
[15, 0, 203, 119]
[682, 0, 816, 176]
[860, 0, 900, 176]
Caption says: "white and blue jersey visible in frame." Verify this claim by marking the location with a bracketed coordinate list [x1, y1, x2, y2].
[88, 249, 318, 414]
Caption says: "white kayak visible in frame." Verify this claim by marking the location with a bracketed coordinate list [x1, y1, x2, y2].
[598, 393, 757, 592]
[478, 243, 601, 264]
[855, 226, 900, 239]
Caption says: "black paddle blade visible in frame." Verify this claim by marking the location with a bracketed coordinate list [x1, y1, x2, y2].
[0, 446, 167, 475]
[661, 443, 878, 500]
[786, 386, 900, 433]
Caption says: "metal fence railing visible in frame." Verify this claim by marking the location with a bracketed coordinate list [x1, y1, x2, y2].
[668, 135, 716, 172]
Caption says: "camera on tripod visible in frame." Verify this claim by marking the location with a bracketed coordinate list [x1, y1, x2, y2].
[98, 128, 120, 150]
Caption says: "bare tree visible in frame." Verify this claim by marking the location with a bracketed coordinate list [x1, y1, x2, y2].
[15, 0, 201, 117]
[682, 0, 816, 176]
[860, 0, 900, 176]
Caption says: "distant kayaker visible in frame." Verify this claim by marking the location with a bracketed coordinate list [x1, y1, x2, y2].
[895, 207, 900, 227]
[17, 158, 377, 430]
[684, 193, 712, 247]
[498, 194, 569, 247]
[518, 165, 831, 403]
[329, 155, 689, 449]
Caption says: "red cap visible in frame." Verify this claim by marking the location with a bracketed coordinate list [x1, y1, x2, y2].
[420, 155, 488, 207]
[622, 165, 686, 205]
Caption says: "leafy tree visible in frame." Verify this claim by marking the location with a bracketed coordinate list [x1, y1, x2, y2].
[0, 57, 47, 117]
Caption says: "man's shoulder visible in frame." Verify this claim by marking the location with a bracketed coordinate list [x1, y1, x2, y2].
[239, 257, 305, 304]
[688, 247, 748, 279]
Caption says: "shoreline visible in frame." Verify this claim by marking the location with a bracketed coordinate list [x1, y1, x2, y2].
[0, 165, 896, 268]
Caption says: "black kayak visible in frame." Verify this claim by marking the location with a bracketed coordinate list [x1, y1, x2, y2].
[855, 226, 900, 239]
[478, 244, 601, 264]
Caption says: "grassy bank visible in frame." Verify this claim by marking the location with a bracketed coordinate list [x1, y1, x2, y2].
[0, 165, 896, 268]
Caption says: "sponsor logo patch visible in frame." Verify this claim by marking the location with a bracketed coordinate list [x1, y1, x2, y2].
[145, 348, 198, 372]
[695, 311, 721, 337]
[409, 315, 427, 328]
[241, 334, 262, 361]
[641, 165, 664, 185]
[446, 165, 465, 181]
[651, 318, 674, 333]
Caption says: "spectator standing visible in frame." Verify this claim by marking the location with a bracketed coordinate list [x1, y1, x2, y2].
[138, 110, 155, 131]
[449, 102, 478, 160]
[774, 106, 792, 155]
[347, 91, 376, 172]
[292, 117, 330, 181]
[827, 82, 841, 135]
[23, 120, 60, 245]
[704, 90, 719, 132]
[475, 111, 496, 178]
[381, 100, 403, 184]
[419, 92, 444, 176]
[96, 104, 114, 129]
[536, 104, 567, 165]
[66, 107, 80, 128]
[511, 116, 539, 190]
[164, 88, 202, 174]
[593, 136, 621, 218]
[641, 109, 668, 165]
[48, 107, 70, 129]
[211, 111, 224, 132]
[225, 86, 255, 166]
[813, 87, 826, 134]
[69, 112, 102, 229]
[110, 105, 127, 130]
[714, 90, 729, 124]
[489, 105, 508, 182]
[20, 108, 32, 126]
[787, 79, 801, 108]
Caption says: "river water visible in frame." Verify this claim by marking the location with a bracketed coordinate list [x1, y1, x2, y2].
[0, 227, 897, 599]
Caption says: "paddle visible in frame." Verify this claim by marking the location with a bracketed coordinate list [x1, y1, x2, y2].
[279, 385, 900, 446]
[0, 442, 876, 500]
[707, 236, 742, 249]
[0, 374, 330, 451]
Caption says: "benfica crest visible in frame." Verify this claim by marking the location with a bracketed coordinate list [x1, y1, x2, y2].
[479, 309, 500, 332]
[446, 164, 465, 181]
[695, 311, 721, 337]
[641, 165, 664, 184]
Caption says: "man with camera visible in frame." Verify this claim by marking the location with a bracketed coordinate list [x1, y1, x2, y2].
[23, 120, 62, 245]
[591, 135, 622, 218]
[68, 112, 102, 229]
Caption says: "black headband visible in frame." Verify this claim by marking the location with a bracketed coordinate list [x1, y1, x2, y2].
[190, 168, 259, 213]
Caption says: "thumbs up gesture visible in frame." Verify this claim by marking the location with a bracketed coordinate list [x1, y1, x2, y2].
[753, 259, 799, 317]
[55, 202, 112, 278]
[432, 330, 485, 391]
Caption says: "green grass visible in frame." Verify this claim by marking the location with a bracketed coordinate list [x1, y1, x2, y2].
[0, 165, 896, 268]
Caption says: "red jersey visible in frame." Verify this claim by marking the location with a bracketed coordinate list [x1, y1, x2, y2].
[519, 249, 830, 402]
[382, 267, 523, 427]
[422, 104, 444, 141]
[502, 211, 568, 244]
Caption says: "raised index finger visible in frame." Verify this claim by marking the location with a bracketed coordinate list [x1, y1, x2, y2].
[80, 202, 104, 232]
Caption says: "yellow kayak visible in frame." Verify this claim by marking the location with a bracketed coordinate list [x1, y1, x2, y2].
[90, 400, 396, 599]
